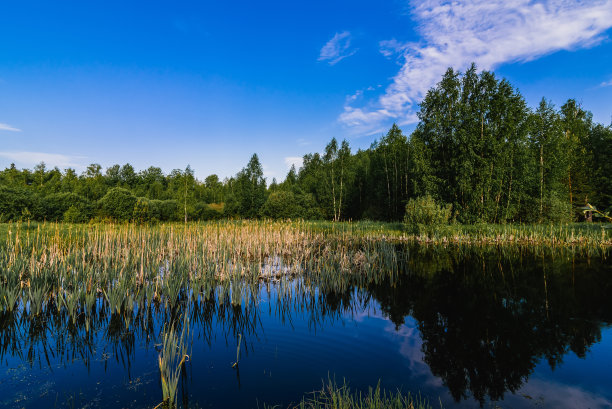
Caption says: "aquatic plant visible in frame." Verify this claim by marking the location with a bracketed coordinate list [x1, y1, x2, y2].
[157, 315, 191, 408]
[271, 377, 439, 409]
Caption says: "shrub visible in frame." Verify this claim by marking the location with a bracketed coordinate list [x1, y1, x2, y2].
[404, 195, 452, 235]
[159, 200, 178, 221]
[42, 192, 92, 221]
[194, 202, 223, 221]
[133, 197, 152, 223]
[260, 191, 299, 219]
[63, 205, 90, 223]
[545, 194, 573, 223]
[0, 185, 37, 222]
[98, 187, 137, 221]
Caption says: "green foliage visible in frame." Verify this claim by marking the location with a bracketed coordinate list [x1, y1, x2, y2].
[588, 124, 612, 212]
[42, 192, 92, 221]
[404, 195, 452, 235]
[0, 66, 610, 225]
[261, 190, 300, 219]
[561, 99, 594, 219]
[98, 187, 137, 221]
[544, 195, 573, 224]
[0, 185, 37, 222]
[414, 64, 531, 223]
[63, 205, 89, 223]
[133, 197, 152, 223]
[226, 154, 267, 218]
[152, 200, 179, 222]
[193, 202, 223, 220]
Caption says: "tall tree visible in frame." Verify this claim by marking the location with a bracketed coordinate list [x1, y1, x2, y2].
[588, 124, 612, 212]
[529, 98, 567, 221]
[560, 99, 594, 219]
[414, 64, 530, 222]
[226, 154, 267, 218]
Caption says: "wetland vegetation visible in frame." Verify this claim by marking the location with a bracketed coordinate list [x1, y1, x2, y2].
[1, 220, 611, 408]
[1, 66, 611, 408]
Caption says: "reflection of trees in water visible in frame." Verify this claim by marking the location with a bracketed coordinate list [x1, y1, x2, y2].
[1, 245, 610, 407]
[369, 246, 612, 405]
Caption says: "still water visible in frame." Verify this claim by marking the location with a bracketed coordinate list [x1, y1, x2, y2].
[1, 246, 611, 408]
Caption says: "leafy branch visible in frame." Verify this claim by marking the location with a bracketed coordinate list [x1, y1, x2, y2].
[581, 203, 612, 223]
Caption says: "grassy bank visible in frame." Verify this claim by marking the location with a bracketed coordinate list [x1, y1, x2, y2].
[252, 220, 611, 247]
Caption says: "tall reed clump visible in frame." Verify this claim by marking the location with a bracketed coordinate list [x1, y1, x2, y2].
[0, 219, 608, 332]
[158, 316, 191, 408]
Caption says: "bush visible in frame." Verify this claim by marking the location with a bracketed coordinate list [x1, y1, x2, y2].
[295, 192, 324, 220]
[0, 185, 37, 222]
[160, 200, 178, 221]
[63, 205, 90, 223]
[42, 192, 92, 221]
[133, 197, 152, 223]
[545, 194, 573, 223]
[98, 187, 137, 221]
[404, 195, 452, 235]
[260, 191, 299, 219]
[193, 202, 224, 221]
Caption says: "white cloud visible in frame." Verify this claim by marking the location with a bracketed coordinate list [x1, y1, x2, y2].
[0, 123, 21, 132]
[261, 163, 276, 180]
[511, 377, 612, 409]
[284, 156, 303, 170]
[600, 79, 612, 87]
[318, 31, 358, 65]
[0, 151, 85, 169]
[379, 39, 409, 58]
[341, 0, 612, 134]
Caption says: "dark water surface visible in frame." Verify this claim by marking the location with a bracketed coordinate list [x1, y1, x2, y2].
[1, 246, 611, 409]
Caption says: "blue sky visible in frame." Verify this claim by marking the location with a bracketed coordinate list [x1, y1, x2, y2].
[1, 0, 611, 181]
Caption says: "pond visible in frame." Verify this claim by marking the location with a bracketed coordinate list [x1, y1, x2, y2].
[1, 245, 611, 409]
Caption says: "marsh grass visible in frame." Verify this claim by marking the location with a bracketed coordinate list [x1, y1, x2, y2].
[400, 222, 612, 247]
[0, 220, 416, 323]
[0, 219, 608, 408]
[0, 220, 608, 328]
[267, 377, 439, 409]
[157, 315, 191, 408]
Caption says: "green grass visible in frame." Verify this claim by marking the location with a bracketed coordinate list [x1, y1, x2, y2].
[266, 377, 440, 409]
[402, 222, 612, 247]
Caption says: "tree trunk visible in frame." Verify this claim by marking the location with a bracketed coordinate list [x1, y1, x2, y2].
[330, 161, 337, 221]
[540, 144, 544, 222]
[505, 149, 514, 221]
[383, 150, 391, 215]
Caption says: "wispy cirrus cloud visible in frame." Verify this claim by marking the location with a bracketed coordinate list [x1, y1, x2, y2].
[600, 78, 612, 87]
[318, 31, 357, 65]
[341, 0, 612, 135]
[0, 123, 21, 132]
[0, 151, 86, 169]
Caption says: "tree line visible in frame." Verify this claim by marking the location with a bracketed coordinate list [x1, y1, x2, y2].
[1, 64, 610, 223]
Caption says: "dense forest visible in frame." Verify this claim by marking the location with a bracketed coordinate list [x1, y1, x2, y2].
[1, 65, 611, 224]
